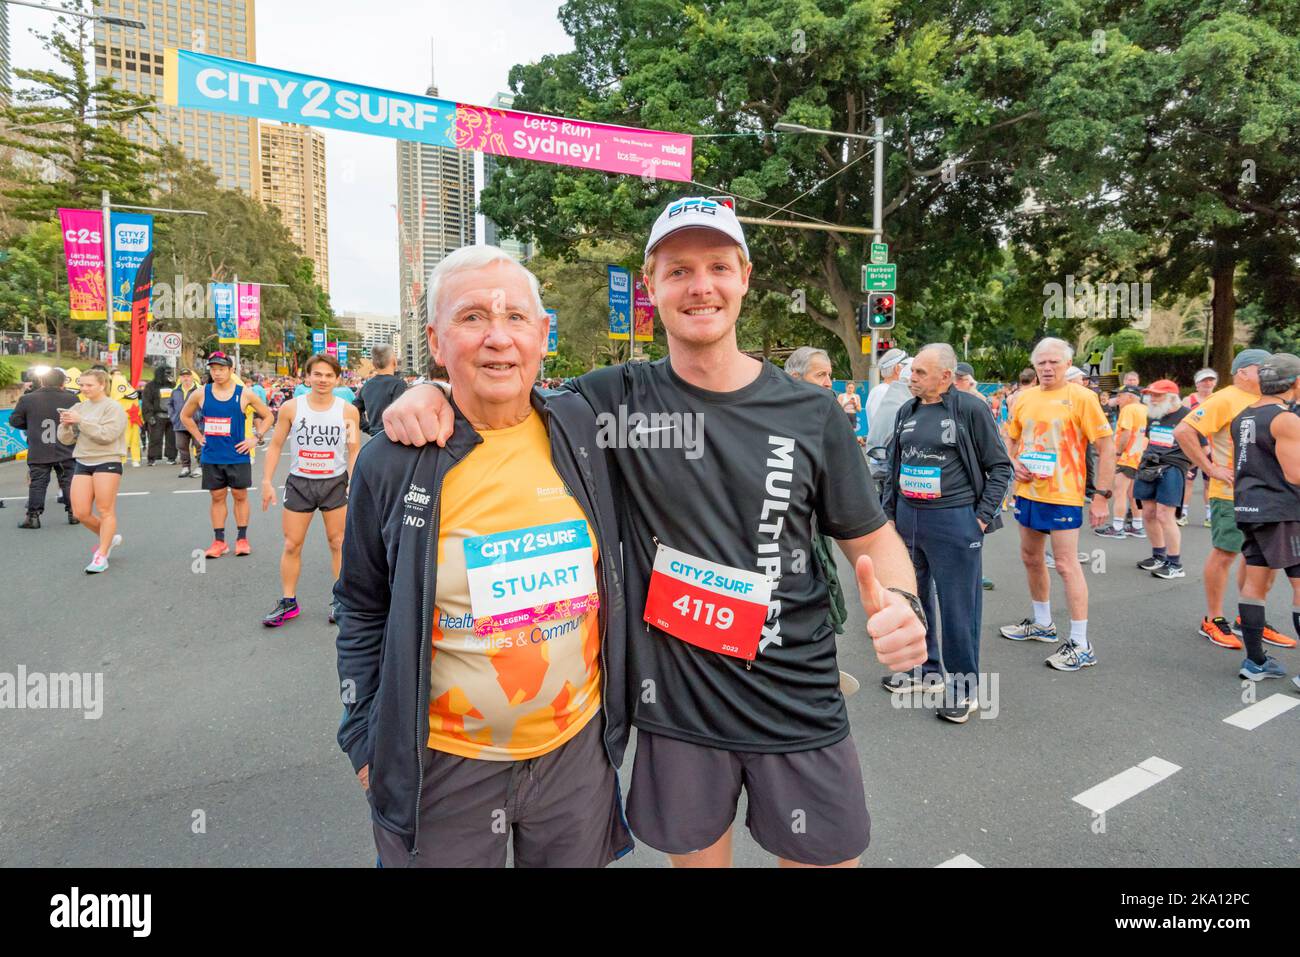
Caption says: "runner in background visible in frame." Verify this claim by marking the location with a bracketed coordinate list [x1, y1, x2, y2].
[1230, 353, 1300, 681]
[1097, 385, 1147, 538]
[260, 353, 360, 627]
[1133, 380, 1191, 579]
[1181, 368, 1218, 527]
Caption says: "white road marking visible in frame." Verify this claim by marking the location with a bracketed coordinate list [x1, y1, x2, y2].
[936, 854, 983, 868]
[117, 491, 150, 496]
[173, 489, 208, 494]
[1072, 756, 1181, 814]
[1223, 694, 1300, 731]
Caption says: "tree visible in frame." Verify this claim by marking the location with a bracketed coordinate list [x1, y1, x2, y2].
[0, 5, 157, 220]
[480, 0, 1139, 378]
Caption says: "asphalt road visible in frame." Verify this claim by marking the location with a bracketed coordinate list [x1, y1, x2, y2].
[1, 452, 1296, 867]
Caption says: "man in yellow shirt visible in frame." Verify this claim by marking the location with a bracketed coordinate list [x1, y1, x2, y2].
[1001, 338, 1116, 671]
[1175, 349, 1296, 650]
[1097, 385, 1148, 538]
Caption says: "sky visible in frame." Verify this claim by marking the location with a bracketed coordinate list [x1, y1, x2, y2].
[9, 0, 575, 316]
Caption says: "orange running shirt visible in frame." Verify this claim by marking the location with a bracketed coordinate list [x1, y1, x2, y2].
[427, 412, 602, 761]
[1006, 383, 1113, 506]
[1186, 384, 1258, 502]
[1116, 402, 1149, 469]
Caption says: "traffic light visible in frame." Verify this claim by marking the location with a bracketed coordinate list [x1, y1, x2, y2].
[867, 292, 895, 330]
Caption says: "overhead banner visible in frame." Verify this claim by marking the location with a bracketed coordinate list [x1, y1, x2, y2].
[546, 309, 558, 356]
[111, 212, 153, 324]
[129, 250, 154, 388]
[311, 329, 326, 353]
[633, 278, 654, 342]
[326, 340, 338, 359]
[607, 266, 631, 341]
[58, 208, 106, 321]
[211, 282, 237, 342]
[164, 49, 692, 182]
[236, 283, 260, 345]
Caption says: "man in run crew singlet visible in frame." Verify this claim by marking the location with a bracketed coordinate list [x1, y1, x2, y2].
[261, 353, 361, 627]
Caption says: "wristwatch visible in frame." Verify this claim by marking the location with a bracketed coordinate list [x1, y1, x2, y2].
[886, 587, 928, 629]
[1095, 489, 1113, 499]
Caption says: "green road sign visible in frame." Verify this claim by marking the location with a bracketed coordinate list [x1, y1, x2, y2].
[862, 263, 896, 291]
[870, 242, 888, 265]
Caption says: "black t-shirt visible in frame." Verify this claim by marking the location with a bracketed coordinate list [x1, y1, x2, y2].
[570, 358, 886, 752]
[1142, 406, 1192, 469]
[358, 374, 408, 435]
[895, 401, 975, 508]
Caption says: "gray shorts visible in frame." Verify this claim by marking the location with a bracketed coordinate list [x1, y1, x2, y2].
[371, 715, 632, 868]
[626, 729, 871, 866]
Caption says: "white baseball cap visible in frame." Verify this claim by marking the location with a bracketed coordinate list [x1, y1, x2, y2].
[645, 196, 749, 261]
[1193, 367, 1218, 383]
[878, 348, 907, 373]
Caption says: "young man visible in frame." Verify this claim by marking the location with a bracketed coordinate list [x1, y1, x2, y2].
[1229, 353, 1300, 683]
[382, 197, 927, 868]
[180, 352, 274, 558]
[354, 344, 408, 435]
[1174, 349, 1295, 650]
[261, 353, 360, 627]
[1001, 337, 1116, 671]
[1133, 380, 1191, 578]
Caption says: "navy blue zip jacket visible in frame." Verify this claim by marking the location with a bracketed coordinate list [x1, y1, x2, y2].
[333, 387, 629, 855]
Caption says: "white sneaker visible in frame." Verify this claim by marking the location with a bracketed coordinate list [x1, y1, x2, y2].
[131, 460, 140, 468]
[85, 552, 109, 574]
[107, 533, 122, 557]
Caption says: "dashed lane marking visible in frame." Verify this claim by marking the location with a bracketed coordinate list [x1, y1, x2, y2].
[1072, 757, 1181, 815]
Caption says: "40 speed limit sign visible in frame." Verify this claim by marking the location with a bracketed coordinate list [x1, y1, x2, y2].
[146, 331, 182, 357]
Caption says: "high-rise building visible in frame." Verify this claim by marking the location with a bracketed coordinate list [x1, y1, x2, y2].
[93, 0, 261, 197]
[396, 64, 476, 374]
[336, 312, 401, 356]
[260, 122, 329, 292]
[0, 1, 11, 109]
[481, 93, 533, 263]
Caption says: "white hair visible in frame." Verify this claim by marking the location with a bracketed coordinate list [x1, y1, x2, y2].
[425, 246, 545, 327]
[917, 343, 958, 373]
[1032, 337, 1074, 363]
[785, 346, 831, 377]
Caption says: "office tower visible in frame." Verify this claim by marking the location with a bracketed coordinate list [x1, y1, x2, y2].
[93, 0, 261, 196]
[260, 122, 329, 292]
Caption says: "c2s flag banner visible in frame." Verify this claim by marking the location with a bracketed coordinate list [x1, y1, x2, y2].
[58, 208, 106, 321]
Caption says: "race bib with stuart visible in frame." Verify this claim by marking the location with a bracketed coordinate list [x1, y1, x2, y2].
[465, 520, 599, 636]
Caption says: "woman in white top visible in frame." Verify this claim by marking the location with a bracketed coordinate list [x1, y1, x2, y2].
[58, 369, 129, 573]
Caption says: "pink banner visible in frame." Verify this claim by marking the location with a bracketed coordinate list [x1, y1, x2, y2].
[325, 340, 338, 359]
[453, 104, 692, 182]
[236, 283, 260, 345]
[633, 279, 655, 342]
[58, 208, 107, 321]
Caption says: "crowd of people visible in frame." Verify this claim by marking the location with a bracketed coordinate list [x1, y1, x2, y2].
[6, 195, 1297, 870]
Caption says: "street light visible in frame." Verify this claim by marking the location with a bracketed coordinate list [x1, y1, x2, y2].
[773, 121, 880, 143]
[1, 0, 145, 29]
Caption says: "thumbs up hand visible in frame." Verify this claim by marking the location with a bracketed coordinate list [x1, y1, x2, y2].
[856, 555, 927, 671]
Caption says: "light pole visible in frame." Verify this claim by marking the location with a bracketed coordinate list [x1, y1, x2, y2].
[771, 119, 887, 385]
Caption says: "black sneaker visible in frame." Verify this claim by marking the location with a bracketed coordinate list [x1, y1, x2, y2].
[937, 697, 980, 724]
[262, 598, 300, 628]
[18, 511, 40, 529]
[1136, 556, 1165, 571]
[66, 510, 79, 525]
[881, 673, 931, 694]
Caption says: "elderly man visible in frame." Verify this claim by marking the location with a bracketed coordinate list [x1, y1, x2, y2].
[1132, 380, 1192, 579]
[784, 345, 834, 388]
[879, 344, 1012, 721]
[953, 362, 985, 403]
[334, 246, 632, 868]
[381, 197, 927, 869]
[1001, 337, 1116, 671]
[865, 347, 907, 424]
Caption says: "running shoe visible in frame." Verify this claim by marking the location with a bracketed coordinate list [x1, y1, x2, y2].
[262, 598, 300, 627]
[1202, 516, 1212, 528]
[1152, 563, 1185, 580]
[1127, 525, 1147, 539]
[1045, 641, 1097, 671]
[1238, 656, 1287, 681]
[1176, 514, 1189, 527]
[204, 540, 229, 559]
[1000, 619, 1058, 642]
[234, 537, 251, 556]
[982, 578, 995, 591]
[66, 511, 79, 525]
[1292, 675, 1300, 694]
[937, 697, 980, 724]
[85, 552, 109, 574]
[1094, 525, 1125, 539]
[1199, 616, 1242, 649]
[880, 672, 932, 694]
[106, 533, 122, 557]
[1235, 618, 1299, 649]
[178, 467, 191, 478]
[1136, 556, 1165, 571]
[1044, 552, 1056, 569]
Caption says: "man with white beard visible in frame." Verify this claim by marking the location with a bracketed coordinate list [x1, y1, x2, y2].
[1132, 380, 1193, 579]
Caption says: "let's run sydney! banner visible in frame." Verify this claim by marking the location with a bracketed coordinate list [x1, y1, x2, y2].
[164, 49, 692, 181]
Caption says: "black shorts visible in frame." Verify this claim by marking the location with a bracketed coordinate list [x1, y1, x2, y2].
[1240, 522, 1300, 578]
[283, 472, 348, 513]
[201, 461, 253, 491]
[73, 460, 123, 477]
[626, 729, 871, 866]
